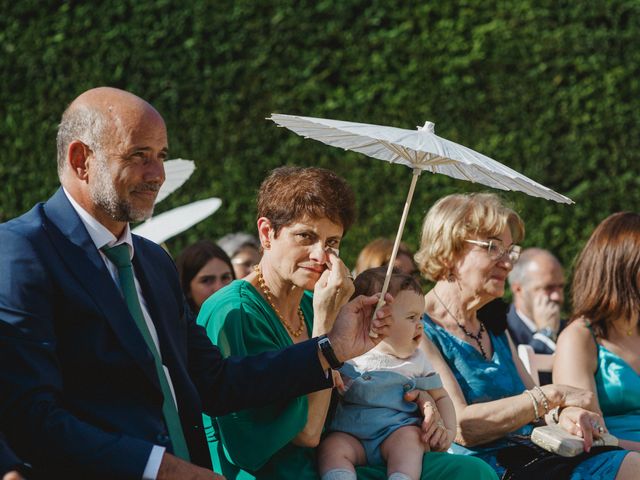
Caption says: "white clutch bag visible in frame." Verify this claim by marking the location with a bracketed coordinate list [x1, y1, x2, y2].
[531, 425, 618, 457]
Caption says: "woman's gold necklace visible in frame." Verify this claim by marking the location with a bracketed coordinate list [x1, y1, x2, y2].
[254, 265, 305, 337]
[432, 289, 489, 360]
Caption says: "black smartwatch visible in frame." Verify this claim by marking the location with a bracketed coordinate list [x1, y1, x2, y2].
[317, 334, 344, 370]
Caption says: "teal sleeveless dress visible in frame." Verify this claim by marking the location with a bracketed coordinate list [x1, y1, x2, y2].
[587, 322, 640, 442]
[423, 314, 629, 478]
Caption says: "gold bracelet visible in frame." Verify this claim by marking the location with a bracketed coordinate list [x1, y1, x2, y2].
[524, 389, 541, 422]
[533, 385, 550, 414]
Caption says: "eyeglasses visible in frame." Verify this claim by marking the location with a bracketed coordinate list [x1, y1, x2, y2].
[465, 239, 522, 263]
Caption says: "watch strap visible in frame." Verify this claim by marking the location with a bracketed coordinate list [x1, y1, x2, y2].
[318, 334, 344, 369]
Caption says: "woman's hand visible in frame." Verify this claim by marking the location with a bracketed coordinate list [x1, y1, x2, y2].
[558, 406, 607, 452]
[312, 251, 355, 335]
[403, 389, 451, 451]
[542, 384, 597, 412]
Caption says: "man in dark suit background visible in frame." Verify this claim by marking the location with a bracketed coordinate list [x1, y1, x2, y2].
[507, 248, 565, 354]
[0, 87, 393, 479]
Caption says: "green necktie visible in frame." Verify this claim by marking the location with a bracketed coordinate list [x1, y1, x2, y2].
[102, 244, 190, 461]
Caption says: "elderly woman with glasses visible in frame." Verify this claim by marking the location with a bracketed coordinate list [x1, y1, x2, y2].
[416, 193, 635, 478]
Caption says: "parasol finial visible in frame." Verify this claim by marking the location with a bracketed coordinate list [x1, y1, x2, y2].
[418, 121, 435, 133]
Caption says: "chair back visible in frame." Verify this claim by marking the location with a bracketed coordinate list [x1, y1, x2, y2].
[517, 344, 554, 386]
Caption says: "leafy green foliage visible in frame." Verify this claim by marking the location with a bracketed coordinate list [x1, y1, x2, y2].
[2, 0, 639, 284]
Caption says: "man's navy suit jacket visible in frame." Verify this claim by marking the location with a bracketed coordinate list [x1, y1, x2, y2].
[507, 304, 560, 385]
[0, 188, 332, 479]
[506, 304, 556, 355]
[0, 433, 22, 477]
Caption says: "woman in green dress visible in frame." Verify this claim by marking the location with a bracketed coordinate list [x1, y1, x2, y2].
[197, 166, 497, 480]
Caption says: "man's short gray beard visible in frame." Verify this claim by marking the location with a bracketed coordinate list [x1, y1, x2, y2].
[90, 155, 155, 223]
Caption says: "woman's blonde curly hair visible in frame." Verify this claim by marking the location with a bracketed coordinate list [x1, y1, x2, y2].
[415, 193, 525, 282]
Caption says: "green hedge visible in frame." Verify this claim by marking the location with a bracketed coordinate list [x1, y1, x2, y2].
[2, 0, 639, 284]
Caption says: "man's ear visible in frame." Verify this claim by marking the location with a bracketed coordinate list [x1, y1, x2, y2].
[67, 140, 92, 181]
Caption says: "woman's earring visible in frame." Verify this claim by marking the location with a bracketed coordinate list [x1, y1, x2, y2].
[264, 240, 271, 249]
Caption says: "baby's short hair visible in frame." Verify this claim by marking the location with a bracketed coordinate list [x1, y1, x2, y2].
[352, 266, 422, 300]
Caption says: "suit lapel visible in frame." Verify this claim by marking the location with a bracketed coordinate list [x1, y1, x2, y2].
[132, 240, 185, 375]
[42, 189, 159, 387]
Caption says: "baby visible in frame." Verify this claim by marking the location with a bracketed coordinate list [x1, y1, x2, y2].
[318, 267, 455, 480]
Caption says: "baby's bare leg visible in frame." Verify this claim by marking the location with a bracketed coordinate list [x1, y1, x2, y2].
[380, 425, 425, 480]
[318, 431, 366, 480]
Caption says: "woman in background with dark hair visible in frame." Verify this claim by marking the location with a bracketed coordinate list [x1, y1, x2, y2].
[555, 212, 640, 456]
[176, 240, 235, 313]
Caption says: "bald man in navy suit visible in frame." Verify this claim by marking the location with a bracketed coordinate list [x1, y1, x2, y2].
[0, 87, 393, 479]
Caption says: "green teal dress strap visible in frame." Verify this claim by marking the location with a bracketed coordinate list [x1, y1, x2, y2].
[585, 321, 640, 441]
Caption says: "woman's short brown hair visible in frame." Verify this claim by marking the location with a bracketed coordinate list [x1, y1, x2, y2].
[571, 212, 640, 338]
[257, 166, 356, 236]
[415, 193, 525, 281]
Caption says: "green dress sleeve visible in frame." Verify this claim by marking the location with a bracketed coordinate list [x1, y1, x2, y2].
[197, 282, 312, 472]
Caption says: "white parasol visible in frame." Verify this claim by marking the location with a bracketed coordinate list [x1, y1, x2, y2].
[155, 159, 196, 204]
[268, 114, 573, 333]
[132, 197, 222, 244]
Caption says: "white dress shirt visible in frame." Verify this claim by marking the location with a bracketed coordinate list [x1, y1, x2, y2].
[515, 307, 557, 352]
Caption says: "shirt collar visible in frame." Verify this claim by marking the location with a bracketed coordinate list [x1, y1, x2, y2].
[515, 307, 537, 333]
[63, 187, 134, 259]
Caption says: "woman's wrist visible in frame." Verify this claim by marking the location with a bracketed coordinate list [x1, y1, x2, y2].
[524, 389, 541, 422]
[311, 312, 333, 336]
[532, 385, 550, 414]
[541, 384, 562, 409]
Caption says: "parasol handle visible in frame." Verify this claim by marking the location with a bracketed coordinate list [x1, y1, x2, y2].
[369, 168, 422, 337]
